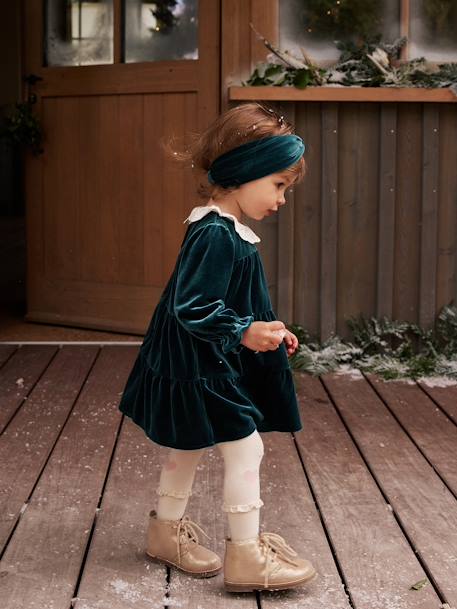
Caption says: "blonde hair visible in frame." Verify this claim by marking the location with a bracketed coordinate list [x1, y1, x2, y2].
[162, 102, 307, 200]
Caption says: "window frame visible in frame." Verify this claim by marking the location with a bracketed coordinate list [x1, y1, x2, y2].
[226, 0, 457, 103]
[277, 0, 455, 67]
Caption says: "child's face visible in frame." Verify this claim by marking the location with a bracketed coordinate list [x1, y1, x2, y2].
[235, 171, 294, 221]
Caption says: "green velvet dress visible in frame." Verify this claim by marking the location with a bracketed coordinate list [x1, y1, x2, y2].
[118, 205, 302, 449]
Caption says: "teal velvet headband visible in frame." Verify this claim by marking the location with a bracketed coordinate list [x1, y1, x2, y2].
[207, 134, 305, 188]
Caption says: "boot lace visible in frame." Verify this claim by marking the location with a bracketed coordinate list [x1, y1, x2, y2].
[176, 516, 210, 564]
[259, 532, 301, 588]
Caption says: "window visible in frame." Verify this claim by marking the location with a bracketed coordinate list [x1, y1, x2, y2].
[44, 0, 199, 67]
[124, 0, 198, 62]
[45, 0, 114, 66]
[279, 0, 457, 64]
[409, 0, 457, 62]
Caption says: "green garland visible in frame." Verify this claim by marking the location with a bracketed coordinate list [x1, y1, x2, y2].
[245, 34, 457, 95]
[1, 101, 43, 156]
[287, 303, 457, 381]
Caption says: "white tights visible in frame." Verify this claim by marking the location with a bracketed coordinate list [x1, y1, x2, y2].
[155, 429, 264, 541]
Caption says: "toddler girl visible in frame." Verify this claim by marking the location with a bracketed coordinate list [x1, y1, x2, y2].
[118, 102, 317, 592]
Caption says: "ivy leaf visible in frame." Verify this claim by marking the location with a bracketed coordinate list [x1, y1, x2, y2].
[410, 578, 428, 591]
[264, 64, 283, 78]
[249, 78, 268, 86]
[254, 62, 269, 79]
[293, 69, 314, 89]
[264, 64, 288, 86]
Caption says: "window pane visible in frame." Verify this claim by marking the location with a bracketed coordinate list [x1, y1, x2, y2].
[280, 0, 400, 63]
[410, 0, 457, 62]
[45, 0, 113, 66]
[124, 0, 198, 63]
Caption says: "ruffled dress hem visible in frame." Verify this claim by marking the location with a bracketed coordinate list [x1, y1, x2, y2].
[118, 350, 302, 450]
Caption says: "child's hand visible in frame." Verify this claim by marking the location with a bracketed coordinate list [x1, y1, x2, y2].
[240, 320, 286, 352]
[283, 329, 299, 357]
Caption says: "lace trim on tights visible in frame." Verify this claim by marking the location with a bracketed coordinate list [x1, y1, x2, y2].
[156, 488, 192, 499]
[222, 498, 264, 513]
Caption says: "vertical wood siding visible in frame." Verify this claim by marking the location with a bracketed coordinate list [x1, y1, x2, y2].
[39, 92, 197, 330]
[248, 102, 457, 341]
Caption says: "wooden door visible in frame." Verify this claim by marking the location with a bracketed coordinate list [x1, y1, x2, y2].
[23, 0, 220, 334]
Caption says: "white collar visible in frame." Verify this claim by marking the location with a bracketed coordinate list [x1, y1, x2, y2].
[183, 205, 261, 244]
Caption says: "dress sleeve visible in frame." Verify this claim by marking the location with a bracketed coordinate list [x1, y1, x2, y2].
[173, 223, 254, 354]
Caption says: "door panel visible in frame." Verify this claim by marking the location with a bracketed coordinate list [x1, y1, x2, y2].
[24, 0, 219, 333]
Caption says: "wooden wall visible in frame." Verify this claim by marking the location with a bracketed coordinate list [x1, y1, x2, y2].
[252, 101, 457, 341]
[221, 1, 457, 341]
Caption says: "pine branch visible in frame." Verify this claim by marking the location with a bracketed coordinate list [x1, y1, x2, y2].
[244, 32, 457, 93]
[248, 22, 325, 85]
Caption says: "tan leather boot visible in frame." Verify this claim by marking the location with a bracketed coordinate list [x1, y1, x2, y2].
[224, 532, 317, 592]
[145, 510, 222, 578]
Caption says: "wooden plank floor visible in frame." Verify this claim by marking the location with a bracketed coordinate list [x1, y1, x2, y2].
[0, 344, 456, 609]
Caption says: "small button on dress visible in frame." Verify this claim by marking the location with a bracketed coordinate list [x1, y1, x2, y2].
[118, 204, 303, 450]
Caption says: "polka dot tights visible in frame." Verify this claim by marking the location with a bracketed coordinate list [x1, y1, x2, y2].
[155, 429, 264, 541]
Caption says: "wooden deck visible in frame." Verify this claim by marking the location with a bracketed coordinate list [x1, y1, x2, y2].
[0, 343, 456, 609]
